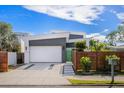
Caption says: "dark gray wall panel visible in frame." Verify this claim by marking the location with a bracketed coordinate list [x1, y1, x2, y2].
[29, 38, 66, 46]
[62, 46, 66, 63]
[66, 43, 75, 48]
[69, 34, 83, 39]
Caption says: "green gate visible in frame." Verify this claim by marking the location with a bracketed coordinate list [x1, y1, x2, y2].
[66, 48, 72, 62]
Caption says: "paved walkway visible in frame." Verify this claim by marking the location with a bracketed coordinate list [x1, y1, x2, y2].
[0, 63, 70, 85]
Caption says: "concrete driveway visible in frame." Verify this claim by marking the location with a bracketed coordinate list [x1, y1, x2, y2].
[0, 63, 70, 85]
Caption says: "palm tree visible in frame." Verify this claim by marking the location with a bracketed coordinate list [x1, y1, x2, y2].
[0, 22, 20, 52]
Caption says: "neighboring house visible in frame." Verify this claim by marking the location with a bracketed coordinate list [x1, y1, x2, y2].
[108, 41, 124, 51]
[15, 32, 31, 53]
[115, 41, 124, 46]
[23, 31, 89, 63]
[108, 46, 124, 51]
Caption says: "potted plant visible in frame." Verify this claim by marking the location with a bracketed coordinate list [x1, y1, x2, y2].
[80, 56, 92, 74]
[105, 55, 120, 65]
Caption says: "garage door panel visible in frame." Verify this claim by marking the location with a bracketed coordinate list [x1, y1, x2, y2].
[30, 46, 62, 62]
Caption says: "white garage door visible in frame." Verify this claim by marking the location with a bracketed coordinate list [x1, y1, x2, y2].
[29, 46, 62, 62]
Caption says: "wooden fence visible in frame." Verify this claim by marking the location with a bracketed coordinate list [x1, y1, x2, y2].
[72, 49, 124, 72]
[0, 51, 8, 72]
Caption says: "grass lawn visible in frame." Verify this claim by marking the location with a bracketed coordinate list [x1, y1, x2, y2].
[68, 79, 124, 85]
[8, 64, 24, 71]
[8, 65, 16, 69]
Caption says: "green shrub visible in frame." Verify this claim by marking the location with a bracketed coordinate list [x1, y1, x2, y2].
[105, 55, 120, 61]
[80, 56, 92, 72]
[105, 55, 120, 65]
[75, 40, 87, 51]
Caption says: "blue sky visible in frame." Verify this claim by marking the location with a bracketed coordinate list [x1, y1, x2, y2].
[0, 5, 124, 39]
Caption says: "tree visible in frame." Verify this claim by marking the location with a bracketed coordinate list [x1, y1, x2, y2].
[0, 22, 20, 52]
[106, 24, 124, 45]
[75, 40, 87, 51]
[89, 39, 107, 51]
[117, 25, 124, 41]
[106, 31, 117, 46]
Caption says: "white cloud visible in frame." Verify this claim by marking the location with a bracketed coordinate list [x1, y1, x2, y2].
[23, 5, 104, 24]
[86, 33, 100, 38]
[110, 10, 117, 14]
[86, 33, 106, 41]
[116, 13, 124, 21]
[102, 29, 109, 33]
[86, 28, 109, 41]
[110, 10, 124, 21]
[93, 35, 106, 41]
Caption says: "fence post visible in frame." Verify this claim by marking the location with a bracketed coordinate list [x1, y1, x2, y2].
[96, 52, 98, 71]
[0, 51, 8, 72]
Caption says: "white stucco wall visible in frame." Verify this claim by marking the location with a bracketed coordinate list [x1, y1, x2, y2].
[8, 52, 17, 66]
[17, 38, 25, 53]
[85, 38, 90, 48]
[20, 39, 25, 53]
[24, 38, 30, 64]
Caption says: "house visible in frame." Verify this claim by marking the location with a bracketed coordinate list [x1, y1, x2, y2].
[107, 41, 124, 51]
[108, 46, 124, 51]
[115, 41, 124, 46]
[23, 31, 89, 63]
